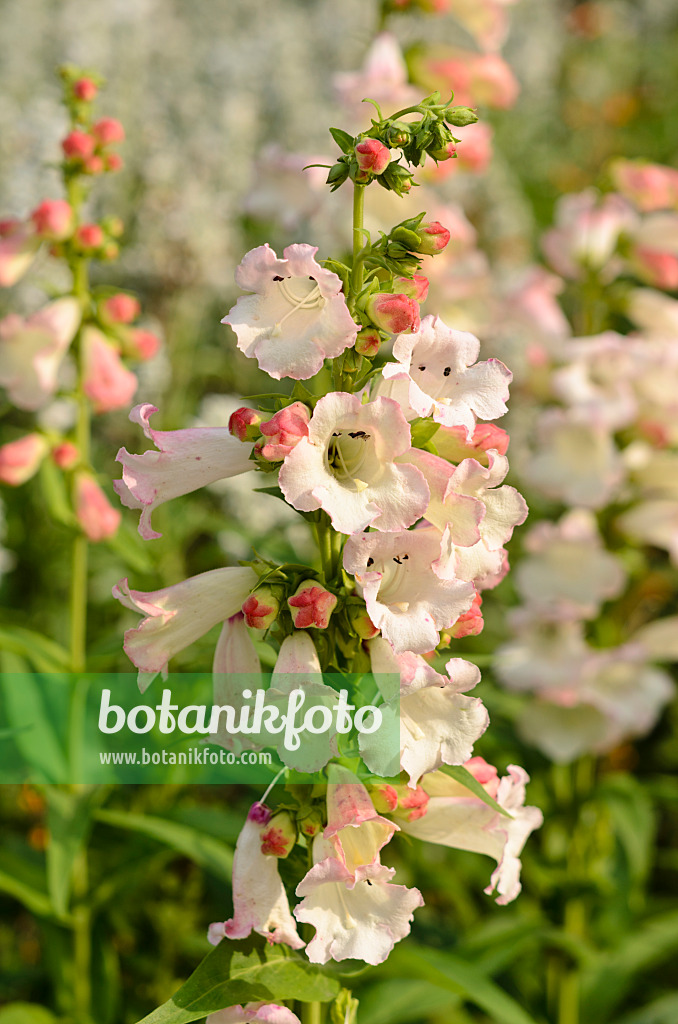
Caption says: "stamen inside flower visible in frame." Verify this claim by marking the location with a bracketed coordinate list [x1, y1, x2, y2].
[325, 430, 372, 491]
[375, 553, 410, 610]
[270, 276, 326, 336]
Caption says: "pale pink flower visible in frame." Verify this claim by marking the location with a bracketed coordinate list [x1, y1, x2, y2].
[210, 613, 262, 754]
[112, 566, 257, 688]
[445, 0, 512, 51]
[381, 315, 511, 435]
[82, 326, 137, 413]
[75, 474, 121, 541]
[222, 243, 358, 380]
[279, 392, 430, 535]
[364, 637, 489, 785]
[0, 220, 40, 287]
[207, 1004, 300, 1024]
[411, 47, 519, 109]
[610, 159, 678, 213]
[514, 510, 627, 620]
[0, 433, 49, 485]
[334, 33, 422, 126]
[551, 332, 638, 431]
[496, 613, 591, 695]
[209, 803, 304, 950]
[448, 122, 494, 175]
[343, 526, 474, 654]
[256, 402, 310, 461]
[402, 762, 543, 904]
[617, 498, 678, 567]
[542, 190, 636, 280]
[324, 765, 397, 876]
[500, 266, 571, 346]
[115, 403, 252, 539]
[0, 298, 80, 410]
[627, 288, 678, 335]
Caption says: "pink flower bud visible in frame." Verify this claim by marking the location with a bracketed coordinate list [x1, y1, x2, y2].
[260, 811, 296, 857]
[365, 292, 421, 334]
[429, 141, 457, 161]
[75, 223, 104, 250]
[73, 78, 98, 101]
[354, 327, 382, 358]
[105, 153, 124, 173]
[257, 402, 310, 460]
[75, 474, 121, 541]
[298, 808, 323, 838]
[0, 434, 48, 485]
[30, 200, 74, 240]
[394, 274, 429, 303]
[436, 422, 510, 464]
[83, 155, 105, 175]
[92, 118, 125, 146]
[248, 801, 272, 824]
[100, 241, 120, 261]
[369, 784, 399, 813]
[51, 441, 79, 470]
[242, 588, 279, 630]
[354, 138, 391, 175]
[464, 756, 500, 799]
[102, 293, 140, 324]
[229, 406, 262, 442]
[371, 782, 429, 822]
[448, 591, 483, 639]
[62, 130, 96, 161]
[414, 220, 451, 255]
[128, 328, 161, 361]
[288, 580, 338, 629]
[633, 246, 678, 290]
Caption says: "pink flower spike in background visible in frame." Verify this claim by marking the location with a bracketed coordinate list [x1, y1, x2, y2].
[0, 298, 81, 410]
[0, 433, 49, 485]
[81, 326, 137, 413]
[75, 474, 121, 541]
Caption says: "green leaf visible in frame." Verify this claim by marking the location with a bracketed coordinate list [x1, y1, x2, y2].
[44, 787, 103, 916]
[0, 1004, 59, 1024]
[94, 808, 234, 881]
[135, 936, 340, 1024]
[0, 849, 64, 921]
[439, 764, 513, 817]
[612, 994, 678, 1024]
[329, 127, 355, 154]
[358, 980, 456, 1024]
[0, 672, 69, 782]
[0, 628, 71, 672]
[387, 946, 539, 1024]
[595, 772, 655, 884]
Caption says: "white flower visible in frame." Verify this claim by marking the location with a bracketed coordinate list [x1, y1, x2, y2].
[222, 243, 358, 380]
[115, 403, 253, 539]
[380, 315, 512, 435]
[0, 298, 80, 410]
[279, 391, 430, 535]
[343, 526, 475, 654]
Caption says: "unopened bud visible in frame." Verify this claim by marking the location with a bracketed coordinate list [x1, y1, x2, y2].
[92, 118, 125, 146]
[101, 216, 124, 238]
[100, 241, 120, 261]
[369, 784, 399, 814]
[105, 152, 124, 173]
[229, 406, 262, 443]
[394, 274, 429, 303]
[445, 106, 478, 128]
[298, 808, 324, 838]
[62, 130, 96, 161]
[241, 587, 280, 630]
[260, 810, 297, 858]
[355, 138, 391, 176]
[83, 155, 105, 175]
[355, 327, 382, 358]
[74, 223, 104, 250]
[388, 122, 411, 147]
[347, 604, 379, 639]
[447, 592, 483, 640]
[72, 77, 98, 102]
[30, 199, 74, 240]
[256, 402, 310, 461]
[0, 434, 49, 486]
[413, 220, 451, 255]
[288, 580, 337, 629]
[326, 161, 350, 188]
[51, 441, 79, 470]
[365, 291, 420, 334]
[429, 141, 457, 161]
[102, 293, 140, 324]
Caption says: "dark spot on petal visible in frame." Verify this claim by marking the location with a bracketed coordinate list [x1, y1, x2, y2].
[367, 557, 374, 567]
[273, 275, 284, 281]
[418, 365, 426, 371]
[332, 431, 342, 437]
[443, 366, 452, 376]
[403, 554, 409, 560]
[393, 556, 402, 564]
[348, 430, 369, 439]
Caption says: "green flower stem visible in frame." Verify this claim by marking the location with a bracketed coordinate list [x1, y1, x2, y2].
[351, 183, 366, 305]
[302, 1001, 322, 1024]
[314, 513, 334, 582]
[71, 843, 92, 1023]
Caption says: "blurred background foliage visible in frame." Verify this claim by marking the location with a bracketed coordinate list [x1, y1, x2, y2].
[1, 1, 678, 1022]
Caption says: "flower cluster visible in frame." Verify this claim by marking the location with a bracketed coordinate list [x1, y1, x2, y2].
[0, 68, 161, 542]
[113, 92, 539, 967]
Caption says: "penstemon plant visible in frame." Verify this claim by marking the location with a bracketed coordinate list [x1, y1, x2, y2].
[114, 93, 542, 1023]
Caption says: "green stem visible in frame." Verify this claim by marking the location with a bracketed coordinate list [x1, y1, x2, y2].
[314, 515, 334, 582]
[71, 844, 92, 1022]
[301, 1002, 322, 1024]
[352, 183, 366, 304]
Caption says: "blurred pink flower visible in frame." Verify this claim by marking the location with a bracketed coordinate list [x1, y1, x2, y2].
[610, 159, 678, 213]
[75, 474, 121, 541]
[82, 326, 137, 413]
[0, 433, 49, 485]
[0, 298, 80, 410]
[542, 189, 636, 280]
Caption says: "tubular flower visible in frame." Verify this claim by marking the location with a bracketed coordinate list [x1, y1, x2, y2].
[381, 315, 512, 435]
[364, 638, 488, 784]
[209, 803, 305, 950]
[81, 326, 137, 413]
[207, 1005, 300, 1024]
[343, 526, 475, 654]
[222, 243, 359, 380]
[75, 474, 121, 541]
[0, 433, 49, 485]
[279, 391, 430, 535]
[112, 566, 257, 689]
[0, 298, 80, 410]
[0, 220, 40, 287]
[210, 612, 262, 754]
[115, 403, 253, 539]
[401, 761, 543, 904]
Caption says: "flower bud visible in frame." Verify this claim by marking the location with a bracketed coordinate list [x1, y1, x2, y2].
[0, 434, 48, 485]
[128, 328, 161, 361]
[445, 106, 478, 127]
[370, 782, 429, 822]
[354, 138, 391, 176]
[102, 293, 140, 324]
[447, 592, 483, 640]
[105, 152, 124, 173]
[242, 588, 280, 630]
[62, 130, 96, 161]
[248, 801, 272, 824]
[347, 604, 379, 639]
[435, 422, 509, 464]
[99, 241, 120, 261]
[257, 402, 310, 461]
[72, 77, 98, 102]
[354, 327, 382, 358]
[260, 810, 297, 858]
[229, 406, 262, 443]
[101, 216, 124, 238]
[298, 808, 324, 839]
[92, 118, 125, 146]
[83, 155, 105, 175]
[75, 474, 121, 542]
[288, 580, 338, 629]
[365, 292, 420, 334]
[394, 274, 429, 303]
[326, 161, 350, 189]
[369, 783, 399, 814]
[388, 122, 411, 147]
[428, 141, 457, 161]
[75, 223, 104, 250]
[51, 441, 79, 470]
[30, 199, 74, 240]
[413, 220, 451, 255]
[464, 756, 499, 798]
